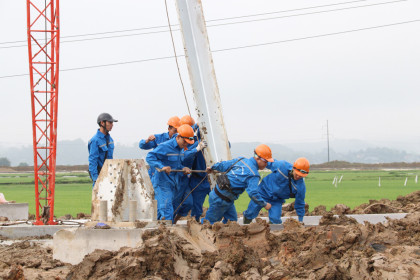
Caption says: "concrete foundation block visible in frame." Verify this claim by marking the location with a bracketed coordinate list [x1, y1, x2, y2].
[53, 227, 148, 265]
[0, 203, 28, 221]
[91, 159, 155, 222]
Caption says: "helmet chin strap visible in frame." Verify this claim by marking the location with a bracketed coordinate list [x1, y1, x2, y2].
[100, 121, 109, 134]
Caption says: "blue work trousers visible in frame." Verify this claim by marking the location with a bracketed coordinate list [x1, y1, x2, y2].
[190, 176, 210, 221]
[173, 175, 193, 217]
[201, 189, 237, 224]
[155, 183, 175, 221]
[243, 198, 285, 224]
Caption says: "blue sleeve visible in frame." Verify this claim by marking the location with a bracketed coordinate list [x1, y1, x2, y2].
[294, 180, 307, 221]
[183, 142, 199, 167]
[246, 176, 267, 207]
[139, 139, 157, 150]
[266, 159, 280, 172]
[146, 146, 166, 171]
[211, 158, 242, 172]
[88, 140, 100, 182]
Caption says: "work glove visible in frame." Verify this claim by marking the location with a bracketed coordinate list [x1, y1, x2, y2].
[196, 140, 207, 152]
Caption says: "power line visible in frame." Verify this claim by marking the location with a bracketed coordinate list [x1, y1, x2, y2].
[207, 0, 372, 22]
[206, 0, 408, 28]
[1, 19, 418, 79]
[212, 19, 420, 53]
[0, 0, 408, 47]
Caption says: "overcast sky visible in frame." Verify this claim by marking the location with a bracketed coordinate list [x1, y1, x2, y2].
[1, 0, 419, 149]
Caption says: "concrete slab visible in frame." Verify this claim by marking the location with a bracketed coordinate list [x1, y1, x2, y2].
[53, 227, 149, 265]
[0, 224, 81, 239]
[0, 203, 28, 221]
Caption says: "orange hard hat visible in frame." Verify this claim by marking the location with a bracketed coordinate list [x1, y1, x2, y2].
[254, 144, 274, 162]
[180, 115, 195, 127]
[177, 124, 195, 144]
[167, 116, 181, 129]
[293, 157, 310, 177]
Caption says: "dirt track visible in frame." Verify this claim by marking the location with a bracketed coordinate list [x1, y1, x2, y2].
[1, 191, 420, 279]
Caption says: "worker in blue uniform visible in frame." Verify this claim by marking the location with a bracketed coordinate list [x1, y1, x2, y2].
[88, 113, 118, 187]
[202, 144, 274, 224]
[139, 116, 181, 183]
[139, 116, 180, 150]
[146, 124, 196, 221]
[243, 157, 310, 224]
[172, 115, 208, 223]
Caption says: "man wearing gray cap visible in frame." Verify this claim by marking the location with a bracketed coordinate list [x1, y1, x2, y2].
[88, 113, 118, 187]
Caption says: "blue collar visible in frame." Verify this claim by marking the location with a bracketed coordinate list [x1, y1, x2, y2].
[96, 129, 110, 140]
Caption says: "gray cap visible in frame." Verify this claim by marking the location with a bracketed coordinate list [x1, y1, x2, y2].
[97, 113, 118, 124]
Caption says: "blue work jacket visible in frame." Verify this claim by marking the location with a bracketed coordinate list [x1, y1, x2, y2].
[88, 129, 115, 183]
[139, 131, 174, 150]
[211, 157, 266, 207]
[261, 160, 306, 220]
[146, 137, 187, 187]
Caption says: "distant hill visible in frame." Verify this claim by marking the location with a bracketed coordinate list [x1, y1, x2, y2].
[1, 138, 420, 166]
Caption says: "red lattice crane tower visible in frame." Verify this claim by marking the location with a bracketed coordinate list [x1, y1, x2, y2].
[26, 0, 60, 225]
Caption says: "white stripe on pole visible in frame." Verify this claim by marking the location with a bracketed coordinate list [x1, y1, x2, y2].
[378, 176, 381, 187]
[339, 175, 343, 183]
[332, 176, 336, 185]
[415, 175, 418, 183]
[404, 177, 408, 186]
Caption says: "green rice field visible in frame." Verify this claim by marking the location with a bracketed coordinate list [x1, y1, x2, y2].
[0, 170, 419, 217]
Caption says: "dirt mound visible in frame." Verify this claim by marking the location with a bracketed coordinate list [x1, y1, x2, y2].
[351, 190, 420, 214]
[3, 190, 420, 279]
[308, 190, 420, 216]
[0, 241, 70, 279]
[64, 211, 420, 279]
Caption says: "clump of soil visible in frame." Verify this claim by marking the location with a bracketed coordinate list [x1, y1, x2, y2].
[0, 241, 69, 279]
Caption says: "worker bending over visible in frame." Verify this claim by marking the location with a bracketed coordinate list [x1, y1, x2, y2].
[202, 144, 274, 224]
[88, 113, 118, 187]
[243, 157, 310, 224]
[146, 124, 195, 221]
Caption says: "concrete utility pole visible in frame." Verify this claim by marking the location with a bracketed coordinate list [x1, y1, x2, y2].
[175, 0, 231, 188]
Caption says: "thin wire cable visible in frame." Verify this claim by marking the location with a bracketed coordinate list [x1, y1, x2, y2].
[212, 19, 420, 53]
[207, 0, 408, 28]
[0, 0, 409, 47]
[164, 0, 191, 116]
[173, 174, 208, 220]
[1, 19, 419, 79]
[208, 0, 370, 22]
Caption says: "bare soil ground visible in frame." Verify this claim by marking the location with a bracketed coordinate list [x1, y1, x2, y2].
[1, 191, 420, 279]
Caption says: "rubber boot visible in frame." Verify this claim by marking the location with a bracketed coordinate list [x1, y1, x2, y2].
[243, 216, 252, 224]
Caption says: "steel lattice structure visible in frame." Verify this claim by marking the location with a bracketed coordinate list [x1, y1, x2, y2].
[26, 0, 60, 225]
